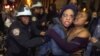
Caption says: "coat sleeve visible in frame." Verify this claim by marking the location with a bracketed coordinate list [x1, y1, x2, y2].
[47, 29, 89, 53]
[31, 22, 41, 36]
[9, 25, 44, 48]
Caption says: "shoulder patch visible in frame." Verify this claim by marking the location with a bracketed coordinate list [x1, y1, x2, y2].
[12, 28, 20, 36]
[32, 16, 37, 22]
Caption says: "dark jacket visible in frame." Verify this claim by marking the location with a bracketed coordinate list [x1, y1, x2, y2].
[47, 18, 68, 56]
[6, 20, 44, 56]
[88, 17, 99, 36]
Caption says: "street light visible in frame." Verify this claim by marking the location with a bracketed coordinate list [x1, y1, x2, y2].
[83, 8, 86, 12]
[25, 0, 32, 7]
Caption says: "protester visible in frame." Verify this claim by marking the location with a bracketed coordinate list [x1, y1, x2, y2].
[47, 11, 90, 56]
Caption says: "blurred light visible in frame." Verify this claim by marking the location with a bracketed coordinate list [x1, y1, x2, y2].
[83, 8, 86, 12]
[26, 0, 32, 7]
[5, 5, 10, 9]
[10, 8, 13, 11]
[12, 5, 15, 8]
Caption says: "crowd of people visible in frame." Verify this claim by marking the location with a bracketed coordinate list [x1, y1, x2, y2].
[0, 0, 100, 56]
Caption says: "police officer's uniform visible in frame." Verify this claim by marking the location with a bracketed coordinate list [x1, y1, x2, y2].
[5, 7, 44, 56]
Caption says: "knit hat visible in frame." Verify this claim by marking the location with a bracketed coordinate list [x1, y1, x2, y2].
[59, 4, 78, 18]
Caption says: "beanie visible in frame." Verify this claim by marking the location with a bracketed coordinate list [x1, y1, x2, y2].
[59, 4, 78, 18]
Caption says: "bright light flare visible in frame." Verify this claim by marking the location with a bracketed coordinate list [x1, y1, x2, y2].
[26, 0, 32, 7]
[83, 8, 86, 12]
[5, 5, 10, 9]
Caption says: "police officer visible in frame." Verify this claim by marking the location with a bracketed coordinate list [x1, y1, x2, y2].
[31, 1, 46, 37]
[5, 6, 45, 56]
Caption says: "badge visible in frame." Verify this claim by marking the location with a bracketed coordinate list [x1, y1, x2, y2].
[32, 17, 37, 22]
[12, 28, 20, 36]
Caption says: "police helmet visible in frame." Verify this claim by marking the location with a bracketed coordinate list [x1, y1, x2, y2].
[31, 2, 42, 8]
[16, 7, 32, 16]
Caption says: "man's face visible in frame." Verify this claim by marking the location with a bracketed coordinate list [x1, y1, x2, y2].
[20, 16, 30, 25]
[61, 9, 74, 28]
[34, 8, 40, 14]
